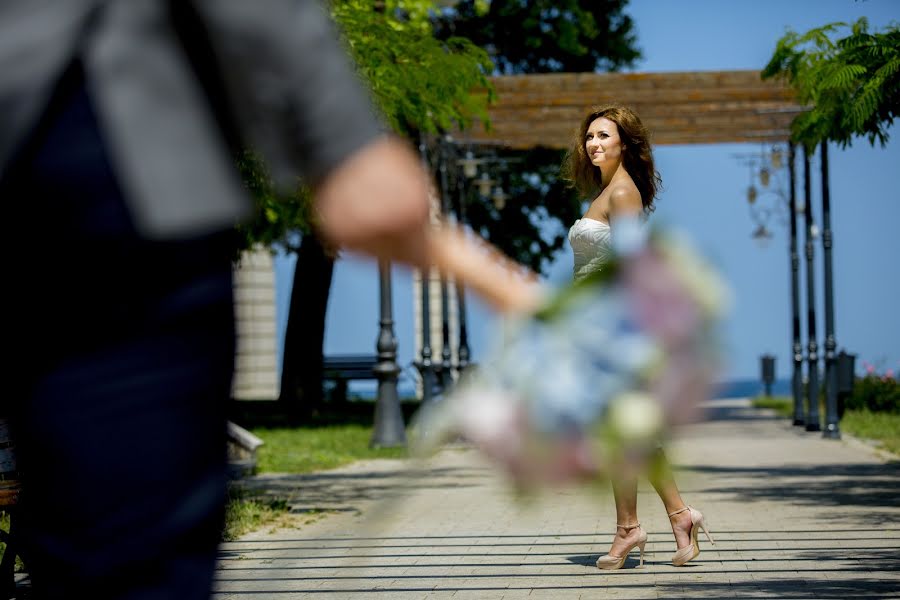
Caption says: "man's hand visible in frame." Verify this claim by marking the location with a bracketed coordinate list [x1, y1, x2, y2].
[314, 136, 431, 267]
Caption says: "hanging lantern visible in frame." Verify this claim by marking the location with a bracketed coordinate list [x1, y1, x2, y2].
[492, 186, 508, 210]
[458, 151, 480, 179]
[759, 167, 771, 187]
[476, 171, 495, 197]
[770, 147, 783, 170]
[747, 185, 758, 204]
[751, 223, 773, 246]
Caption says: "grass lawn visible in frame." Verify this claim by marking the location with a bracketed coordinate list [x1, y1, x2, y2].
[841, 409, 900, 455]
[221, 489, 338, 541]
[223, 422, 411, 541]
[751, 395, 900, 455]
[251, 424, 408, 473]
[752, 395, 794, 417]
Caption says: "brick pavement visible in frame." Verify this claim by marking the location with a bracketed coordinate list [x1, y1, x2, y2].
[213, 398, 900, 599]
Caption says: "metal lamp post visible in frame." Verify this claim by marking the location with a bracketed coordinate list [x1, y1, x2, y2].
[820, 141, 841, 439]
[788, 143, 805, 426]
[453, 167, 472, 375]
[736, 145, 800, 418]
[802, 146, 821, 432]
[414, 136, 439, 405]
[429, 137, 484, 390]
[416, 138, 508, 394]
[437, 148, 454, 392]
[370, 259, 407, 448]
[417, 263, 438, 405]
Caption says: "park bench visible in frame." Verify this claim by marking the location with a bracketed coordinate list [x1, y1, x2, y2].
[322, 354, 378, 402]
[226, 421, 264, 479]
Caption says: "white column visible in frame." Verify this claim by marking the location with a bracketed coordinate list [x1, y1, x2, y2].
[231, 245, 279, 401]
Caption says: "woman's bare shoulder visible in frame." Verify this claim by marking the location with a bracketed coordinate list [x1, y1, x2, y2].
[608, 181, 642, 215]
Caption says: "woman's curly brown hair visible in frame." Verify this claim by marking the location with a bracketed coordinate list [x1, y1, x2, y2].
[561, 104, 661, 213]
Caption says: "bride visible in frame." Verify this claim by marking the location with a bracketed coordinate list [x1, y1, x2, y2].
[562, 105, 714, 569]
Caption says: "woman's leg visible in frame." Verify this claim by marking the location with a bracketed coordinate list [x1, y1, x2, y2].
[648, 449, 693, 549]
[606, 476, 644, 555]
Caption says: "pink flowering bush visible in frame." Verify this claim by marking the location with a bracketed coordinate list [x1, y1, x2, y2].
[848, 361, 900, 413]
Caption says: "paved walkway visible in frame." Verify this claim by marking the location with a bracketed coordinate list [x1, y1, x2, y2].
[213, 399, 900, 599]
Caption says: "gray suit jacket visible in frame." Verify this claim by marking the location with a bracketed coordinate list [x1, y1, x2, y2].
[0, 0, 383, 238]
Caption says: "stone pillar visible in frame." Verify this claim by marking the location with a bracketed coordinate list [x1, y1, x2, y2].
[231, 245, 279, 401]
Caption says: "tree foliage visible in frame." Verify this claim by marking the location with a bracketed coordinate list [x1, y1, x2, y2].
[334, 0, 494, 138]
[432, 0, 641, 74]
[236, 0, 495, 252]
[762, 17, 900, 150]
[236, 1, 644, 275]
[429, 1, 642, 275]
[235, 150, 309, 253]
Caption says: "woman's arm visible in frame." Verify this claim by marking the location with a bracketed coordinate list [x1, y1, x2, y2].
[427, 225, 545, 315]
[314, 136, 544, 315]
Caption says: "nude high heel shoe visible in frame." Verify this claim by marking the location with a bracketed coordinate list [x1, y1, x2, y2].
[596, 522, 648, 570]
[668, 506, 715, 566]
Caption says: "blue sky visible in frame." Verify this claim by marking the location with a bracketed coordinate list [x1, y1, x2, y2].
[275, 0, 900, 390]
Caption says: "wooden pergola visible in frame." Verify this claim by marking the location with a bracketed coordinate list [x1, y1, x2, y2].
[457, 69, 803, 149]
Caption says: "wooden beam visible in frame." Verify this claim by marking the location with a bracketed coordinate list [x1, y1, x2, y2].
[457, 70, 802, 148]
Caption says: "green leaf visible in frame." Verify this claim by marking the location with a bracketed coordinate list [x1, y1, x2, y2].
[763, 18, 900, 148]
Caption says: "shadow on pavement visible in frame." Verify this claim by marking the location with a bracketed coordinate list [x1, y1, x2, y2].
[232, 465, 490, 513]
[681, 461, 900, 524]
[660, 577, 898, 599]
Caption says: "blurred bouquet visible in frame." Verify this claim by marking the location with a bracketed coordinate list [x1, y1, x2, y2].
[410, 217, 730, 491]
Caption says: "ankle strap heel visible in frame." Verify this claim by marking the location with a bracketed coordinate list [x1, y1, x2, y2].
[597, 523, 648, 570]
[669, 506, 714, 567]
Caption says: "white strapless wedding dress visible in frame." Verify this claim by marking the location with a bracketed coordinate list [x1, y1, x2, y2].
[568, 217, 612, 282]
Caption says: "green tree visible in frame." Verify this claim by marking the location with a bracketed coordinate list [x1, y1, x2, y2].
[335, 0, 494, 137]
[429, 0, 642, 274]
[236, 0, 494, 254]
[237, 0, 494, 419]
[762, 17, 900, 149]
[432, 0, 641, 74]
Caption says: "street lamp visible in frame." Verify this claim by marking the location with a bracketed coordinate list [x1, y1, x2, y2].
[787, 143, 805, 427]
[802, 146, 821, 432]
[416, 139, 520, 393]
[370, 258, 407, 448]
[437, 151, 453, 392]
[414, 135, 439, 406]
[734, 144, 804, 419]
[416, 136, 489, 397]
[819, 141, 841, 439]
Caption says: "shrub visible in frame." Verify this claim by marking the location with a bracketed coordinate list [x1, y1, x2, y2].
[846, 366, 900, 413]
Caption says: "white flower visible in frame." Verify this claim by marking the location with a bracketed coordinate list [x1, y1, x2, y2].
[607, 391, 664, 442]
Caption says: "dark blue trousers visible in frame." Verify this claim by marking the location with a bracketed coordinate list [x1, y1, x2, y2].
[4, 66, 236, 599]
